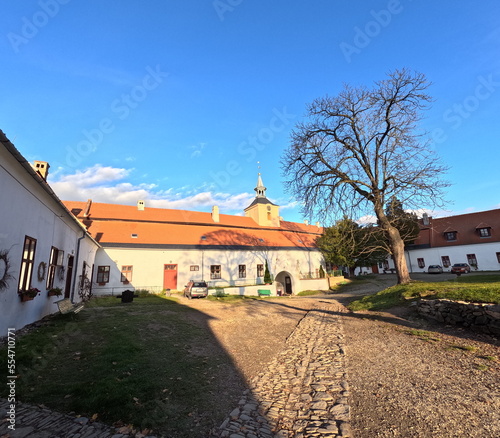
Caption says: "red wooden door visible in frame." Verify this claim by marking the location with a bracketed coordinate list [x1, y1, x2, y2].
[163, 264, 177, 290]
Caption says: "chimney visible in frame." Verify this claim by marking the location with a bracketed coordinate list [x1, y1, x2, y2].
[137, 200, 145, 211]
[304, 219, 309, 226]
[33, 161, 50, 181]
[422, 213, 430, 226]
[315, 222, 320, 227]
[212, 205, 220, 223]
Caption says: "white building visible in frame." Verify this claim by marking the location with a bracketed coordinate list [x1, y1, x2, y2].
[0, 131, 99, 337]
[64, 175, 328, 296]
[404, 210, 500, 272]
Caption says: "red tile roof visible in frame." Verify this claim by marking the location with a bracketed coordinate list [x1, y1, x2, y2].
[62, 201, 322, 249]
[414, 209, 500, 247]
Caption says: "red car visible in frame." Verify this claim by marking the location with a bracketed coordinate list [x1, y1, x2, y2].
[450, 263, 471, 274]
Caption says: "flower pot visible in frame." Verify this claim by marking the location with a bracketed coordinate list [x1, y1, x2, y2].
[20, 294, 35, 302]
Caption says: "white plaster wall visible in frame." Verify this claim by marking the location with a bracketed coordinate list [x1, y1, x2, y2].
[405, 242, 500, 273]
[0, 149, 98, 336]
[91, 246, 325, 295]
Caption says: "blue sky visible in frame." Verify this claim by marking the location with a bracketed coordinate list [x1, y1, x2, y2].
[1, 0, 500, 224]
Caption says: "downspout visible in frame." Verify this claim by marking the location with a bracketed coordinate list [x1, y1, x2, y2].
[71, 230, 86, 302]
[406, 249, 413, 273]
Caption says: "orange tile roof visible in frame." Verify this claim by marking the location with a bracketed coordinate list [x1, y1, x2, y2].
[62, 201, 322, 249]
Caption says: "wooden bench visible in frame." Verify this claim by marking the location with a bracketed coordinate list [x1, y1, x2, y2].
[257, 289, 272, 297]
[56, 298, 84, 314]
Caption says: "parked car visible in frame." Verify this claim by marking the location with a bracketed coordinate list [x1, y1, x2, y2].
[450, 263, 471, 274]
[427, 265, 443, 274]
[183, 280, 208, 299]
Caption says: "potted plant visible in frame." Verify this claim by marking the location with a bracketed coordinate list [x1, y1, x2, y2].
[264, 260, 272, 284]
[20, 287, 40, 302]
[47, 287, 63, 297]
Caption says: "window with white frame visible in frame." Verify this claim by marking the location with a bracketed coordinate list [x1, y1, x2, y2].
[46, 246, 59, 290]
[210, 265, 221, 279]
[478, 227, 491, 237]
[18, 236, 36, 292]
[97, 265, 110, 283]
[441, 256, 451, 268]
[466, 254, 477, 267]
[256, 264, 264, 277]
[417, 258, 425, 268]
[444, 231, 457, 241]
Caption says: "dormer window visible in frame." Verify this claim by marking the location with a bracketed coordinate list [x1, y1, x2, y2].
[444, 231, 457, 241]
[477, 227, 491, 238]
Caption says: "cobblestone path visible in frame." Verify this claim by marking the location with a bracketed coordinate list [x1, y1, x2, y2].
[216, 303, 351, 438]
[1, 303, 350, 438]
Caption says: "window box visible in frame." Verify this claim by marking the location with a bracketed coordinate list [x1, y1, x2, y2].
[19, 287, 40, 302]
[47, 287, 63, 297]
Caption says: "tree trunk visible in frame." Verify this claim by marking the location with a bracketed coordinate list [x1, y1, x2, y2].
[387, 226, 411, 284]
[375, 205, 412, 285]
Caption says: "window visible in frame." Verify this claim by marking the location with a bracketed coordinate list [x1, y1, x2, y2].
[256, 264, 264, 277]
[190, 265, 199, 271]
[496, 252, 500, 263]
[238, 265, 246, 278]
[441, 256, 451, 268]
[383, 260, 389, 270]
[46, 246, 59, 290]
[478, 227, 491, 237]
[466, 254, 477, 267]
[444, 231, 457, 241]
[417, 258, 425, 268]
[97, 266, 110, 283]
[18, 236, 36, 292]
[121, 265, 133, 282]
[210, 265, 221, 279]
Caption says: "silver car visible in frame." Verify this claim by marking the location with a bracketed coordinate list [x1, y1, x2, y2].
[427, 265, 443, 274]
[183, 280, 208, 299]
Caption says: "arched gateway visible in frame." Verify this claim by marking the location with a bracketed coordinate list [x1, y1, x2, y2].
[274, 270, 294, 295]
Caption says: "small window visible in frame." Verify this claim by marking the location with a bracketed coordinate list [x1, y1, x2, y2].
[190, 265, 199, 271]
[46, 246, 59, 289]
[238, 265, 246, 278]
[478, 227, 491, 237]
[496, 252, 500, 263]
[97, 266, 110, 283]
[18, 236, 37, 292]
[467, 254, 477, 267]
[417, 258, 425, 269]
[131, 233, 138, 238]
[441, 256, 451, 268]
[444, 231, 457, 241]
[256, 264, 264, 277]
[210, 265, 221, 279]
[121, 265, 133, 282]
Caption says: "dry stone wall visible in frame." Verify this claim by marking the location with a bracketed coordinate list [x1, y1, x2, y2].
[417, 299, 500, 336]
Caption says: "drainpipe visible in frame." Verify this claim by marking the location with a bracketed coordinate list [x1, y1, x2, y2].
[71, 230, 86, 302]
[406, 249, 413, 273]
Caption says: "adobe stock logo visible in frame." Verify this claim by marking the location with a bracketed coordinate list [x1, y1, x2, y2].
[7, 0, 71, 53]
[339, 0, 405, 63]
[63, 65, 168, 168]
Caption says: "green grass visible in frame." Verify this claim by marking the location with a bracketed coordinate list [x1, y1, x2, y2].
[296, 290, 323, 296]
[348, 276, 500, 311]
[404, 329, 441, 343]
[0, 295, 243, 437]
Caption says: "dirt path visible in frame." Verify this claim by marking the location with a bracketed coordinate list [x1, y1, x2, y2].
[182, 275, 500, 437]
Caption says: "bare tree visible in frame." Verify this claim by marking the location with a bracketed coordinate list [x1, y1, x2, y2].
[282, 69, 449, 284]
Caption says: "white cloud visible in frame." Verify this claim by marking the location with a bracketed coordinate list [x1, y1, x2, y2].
[49, 165, 254, 214]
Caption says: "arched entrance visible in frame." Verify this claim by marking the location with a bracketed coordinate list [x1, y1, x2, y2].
[275, 271, 294, 295]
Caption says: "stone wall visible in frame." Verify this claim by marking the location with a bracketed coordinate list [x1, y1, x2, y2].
[417, 299, 500, 336]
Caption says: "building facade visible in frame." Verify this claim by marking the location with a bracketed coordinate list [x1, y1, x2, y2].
[64, 175, 327, 296]
[0, 131, 98, 337]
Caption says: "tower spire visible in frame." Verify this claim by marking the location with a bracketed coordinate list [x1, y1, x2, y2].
[255, 173, 266, 198]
